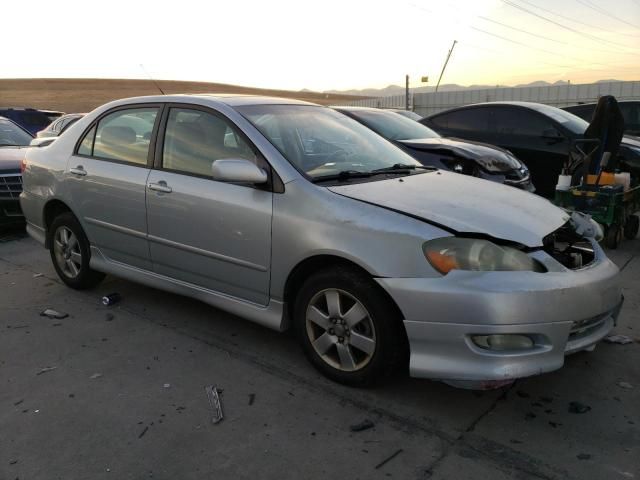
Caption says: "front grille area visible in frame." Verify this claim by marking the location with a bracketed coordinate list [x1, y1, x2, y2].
[543, 222, 595, 269]
[569, 313, 607, 341]
[0, 173, 22, 199]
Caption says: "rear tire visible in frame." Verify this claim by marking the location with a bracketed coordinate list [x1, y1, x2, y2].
[604, 223, 622, 249]
[624, 215, 639, 240]
[293, 267, 407, 387]
[48, 212, 105, 289]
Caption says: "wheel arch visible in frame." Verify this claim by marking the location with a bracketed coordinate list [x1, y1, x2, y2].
[42, 199, 75, 249]
[282, 254, 407, 333]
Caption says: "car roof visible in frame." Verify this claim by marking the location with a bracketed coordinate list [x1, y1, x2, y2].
[564, 100, 638, 108]
[427, 101, 565, 118]
[103, 94, 320, 108]
[331, 106, 392, 113]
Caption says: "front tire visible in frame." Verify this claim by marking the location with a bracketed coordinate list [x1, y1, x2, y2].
[49, 212, 105, 289]
[293, 267, 407, 387]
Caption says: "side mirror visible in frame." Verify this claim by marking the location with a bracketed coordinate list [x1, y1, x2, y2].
[211, 158, 268, 184]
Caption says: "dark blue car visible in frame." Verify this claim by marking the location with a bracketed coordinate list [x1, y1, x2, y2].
[0, 108, 52, 135]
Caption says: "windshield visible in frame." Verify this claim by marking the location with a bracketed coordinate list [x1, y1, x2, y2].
[235, 105, 421, 179]
[348, 109, 440, 141]
[0, 118, 33, 146]
[529, 104, 589, 134]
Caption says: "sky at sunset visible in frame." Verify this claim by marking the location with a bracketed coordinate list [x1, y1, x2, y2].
[3, 0, 639, 91]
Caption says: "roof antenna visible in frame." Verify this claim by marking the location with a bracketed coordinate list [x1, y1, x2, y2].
[140, 63, 165, 95]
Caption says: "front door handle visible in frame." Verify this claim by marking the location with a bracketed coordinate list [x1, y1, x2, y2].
[69, 166, 87, 176]
[148, 181, 172, 193]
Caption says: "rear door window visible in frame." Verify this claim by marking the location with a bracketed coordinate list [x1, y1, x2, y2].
[430, 108, 490, 132]
[87, 108, 159, 165]
[489, 107, 555, 136]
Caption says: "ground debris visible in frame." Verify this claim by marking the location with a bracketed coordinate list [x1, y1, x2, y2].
[90, 373, 103, 379]
[568, 401, 591, 414]
[33, 273, 43, 278]
[248, 393, 255, 406]
[604, 335, 634, 345]
[350, 419, 375, 432]
[40, 309, 68, 319]
[617, 381, 633, 390]
[516, 390, 530, 398]
[577, 453, 592, 460]
[138, 426, 149, 438]
[374, 449, 403, 469]
[205, 385, 224, 424]
[36, 366, 57, 376]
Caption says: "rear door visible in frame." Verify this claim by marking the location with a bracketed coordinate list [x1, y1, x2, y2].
[145, 105, 273, 305]
[66, 105, 160, 270]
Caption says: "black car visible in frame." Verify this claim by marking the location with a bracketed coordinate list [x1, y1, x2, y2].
[0, 107, 52, 136]
[421, 101, 640, 198]
[334, 106, 533, 190]
[388, 109, 423, 121]
[0, 117, 31, 225]
[563, 101, 640, 138]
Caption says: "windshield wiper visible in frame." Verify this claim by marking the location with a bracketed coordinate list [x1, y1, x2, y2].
[311, 170, 374, 183]
[371, 163, 437, 174]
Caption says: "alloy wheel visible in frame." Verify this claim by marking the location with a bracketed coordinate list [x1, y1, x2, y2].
[53, 226, 82, 279]
[305, 288, 377, 372]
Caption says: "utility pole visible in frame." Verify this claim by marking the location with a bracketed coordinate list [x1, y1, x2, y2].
[405, 74, 410, 110]
[435, 40, 457, 93]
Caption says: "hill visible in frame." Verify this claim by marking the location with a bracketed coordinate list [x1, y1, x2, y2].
[0, 78, 366, 113]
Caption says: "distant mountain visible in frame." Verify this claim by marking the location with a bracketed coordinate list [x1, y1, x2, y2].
[325, 79, 621, 97]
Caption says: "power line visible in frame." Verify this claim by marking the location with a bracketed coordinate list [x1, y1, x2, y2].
[475, 13, 638, 56]
[500, 0, 639, 51]
[574, 0, 640, 30]
[515, 0, 640, 37]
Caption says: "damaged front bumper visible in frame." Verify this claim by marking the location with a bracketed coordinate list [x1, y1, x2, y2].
[376, 240, 623, 389]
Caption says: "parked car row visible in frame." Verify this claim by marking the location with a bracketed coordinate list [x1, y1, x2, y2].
[18, 94, 623, 390]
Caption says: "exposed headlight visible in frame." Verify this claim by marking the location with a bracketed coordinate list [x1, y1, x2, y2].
[423, 238, 546, 275]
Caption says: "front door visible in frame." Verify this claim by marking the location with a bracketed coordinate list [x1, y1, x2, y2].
[66, 106, 160, 270]
[146, 106, 273, 305]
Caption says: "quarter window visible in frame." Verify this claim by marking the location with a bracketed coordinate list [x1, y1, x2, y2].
[87, 108, 158, 165]
[162, 108, 256, 177]
[77, 125, 96, 156]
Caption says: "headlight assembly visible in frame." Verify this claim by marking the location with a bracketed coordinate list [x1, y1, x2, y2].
[423, 238, 546, 275]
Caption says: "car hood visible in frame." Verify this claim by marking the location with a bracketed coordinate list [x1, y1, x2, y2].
[397, 137, 521, 172]
[328, 171, 569, 247]
[0, 146, 27, 171]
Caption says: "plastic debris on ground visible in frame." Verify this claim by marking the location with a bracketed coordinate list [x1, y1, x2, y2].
[36, 366, 57, 376]
[568, 401, 591, 414]
[40, 309, 68, 319]
[350, 419, 375, 432]
[604, 335, 634, 345]
[204, 385, 224, 424]
[617, 381, 633, 389]
[89, 373, 103, 379]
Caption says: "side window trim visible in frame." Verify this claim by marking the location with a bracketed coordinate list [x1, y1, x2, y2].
[153, 103, 279, 192]
[73, 103, 164, 168]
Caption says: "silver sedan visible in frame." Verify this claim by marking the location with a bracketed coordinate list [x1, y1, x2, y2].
[19, 94, 622, 389]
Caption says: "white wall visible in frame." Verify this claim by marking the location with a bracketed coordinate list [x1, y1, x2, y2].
[339, 80, 640, 117]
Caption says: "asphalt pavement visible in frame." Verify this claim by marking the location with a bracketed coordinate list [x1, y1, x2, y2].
[1, 229, 638, 480]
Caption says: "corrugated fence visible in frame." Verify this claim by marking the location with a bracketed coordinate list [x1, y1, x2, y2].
[339, 80, 640, 117]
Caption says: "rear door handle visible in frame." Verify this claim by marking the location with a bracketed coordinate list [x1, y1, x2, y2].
[69, 166, 87, 176]
[148, 181, 172, 193]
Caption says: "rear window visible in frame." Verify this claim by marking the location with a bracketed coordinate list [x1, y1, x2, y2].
[14, 111, 51, 129]
[0, 118, 33, 146]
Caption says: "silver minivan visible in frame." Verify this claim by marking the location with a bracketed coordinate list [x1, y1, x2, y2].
[20, 95, 623, 389]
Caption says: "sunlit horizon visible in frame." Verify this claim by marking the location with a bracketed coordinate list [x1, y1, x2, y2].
[3, 0, 639, 93]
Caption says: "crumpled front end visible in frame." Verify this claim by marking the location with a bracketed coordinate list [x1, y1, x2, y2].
[377, 220, 623, 389]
